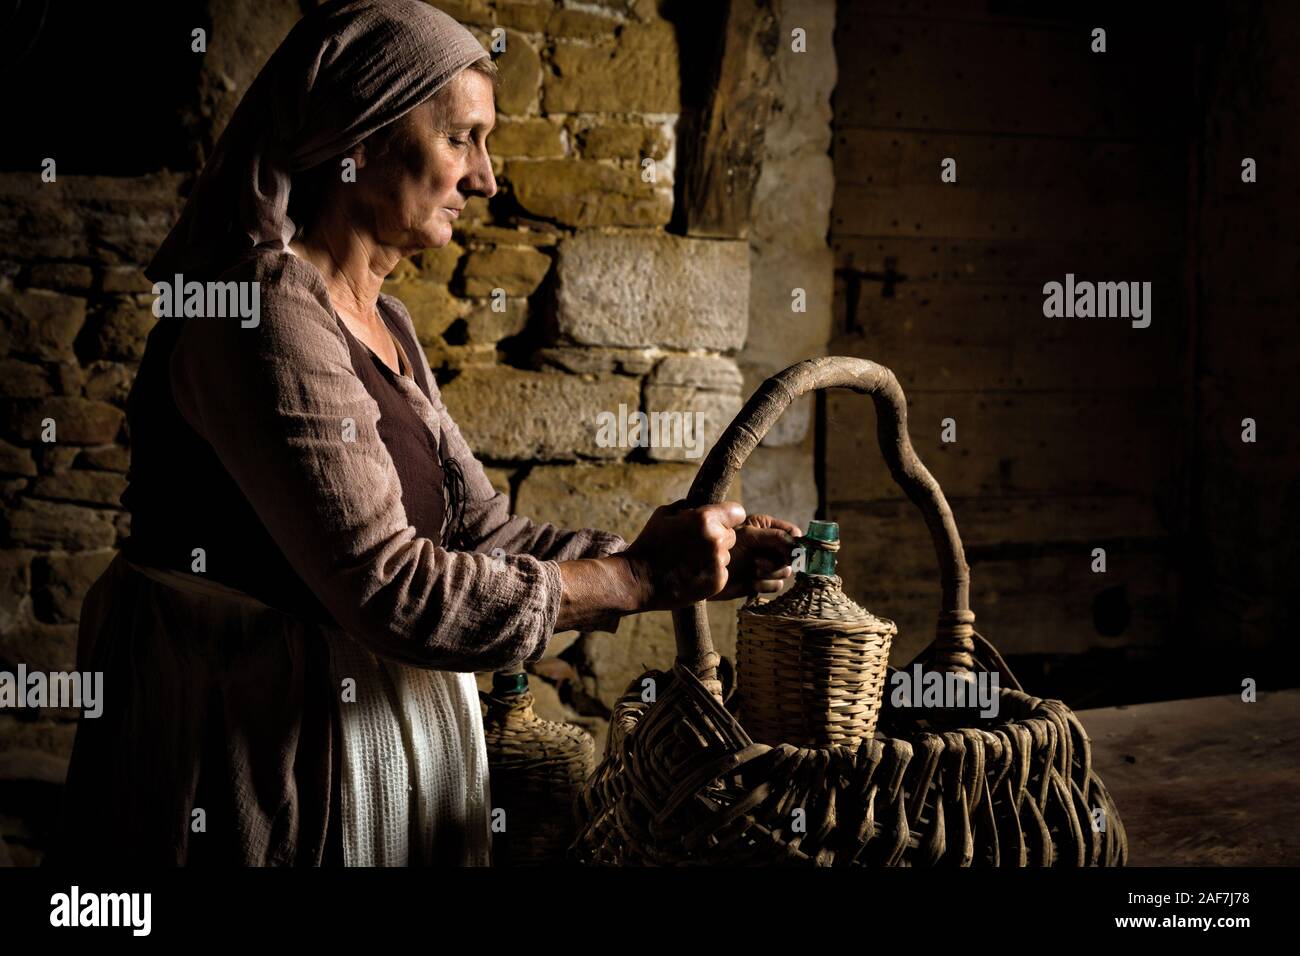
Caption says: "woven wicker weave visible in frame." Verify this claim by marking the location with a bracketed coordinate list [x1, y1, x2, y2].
[737, 573, 896, 748]
[572, 356, 1129, 867]
[482, 673, 594, 866]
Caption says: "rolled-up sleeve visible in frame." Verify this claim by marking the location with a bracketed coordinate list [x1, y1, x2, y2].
[168, 253, 585, 671]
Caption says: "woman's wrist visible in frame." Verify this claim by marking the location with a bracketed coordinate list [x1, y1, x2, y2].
[607, 552, 653, 613]
[555, 554, 650, 632]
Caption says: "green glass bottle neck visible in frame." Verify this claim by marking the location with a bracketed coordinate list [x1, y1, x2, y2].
[801, 520, 839, 577]
[492, 670, 528, 696]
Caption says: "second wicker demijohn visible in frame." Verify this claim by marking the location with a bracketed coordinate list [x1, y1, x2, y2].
[571, 356, 1128, 867]
[482, 668, 595, 865]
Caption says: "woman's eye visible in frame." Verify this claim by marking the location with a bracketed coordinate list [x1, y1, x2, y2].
[449, 136, 470, 148]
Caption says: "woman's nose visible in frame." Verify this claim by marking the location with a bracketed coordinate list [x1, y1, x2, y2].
[467, 146, 497, 200]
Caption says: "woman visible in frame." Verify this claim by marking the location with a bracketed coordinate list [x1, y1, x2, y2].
[54, 0, 799, 866]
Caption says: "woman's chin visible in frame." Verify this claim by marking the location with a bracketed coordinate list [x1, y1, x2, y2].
[420, 220, 455, 249]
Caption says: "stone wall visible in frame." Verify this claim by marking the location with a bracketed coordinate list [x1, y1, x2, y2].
[0, 0, 837, 863]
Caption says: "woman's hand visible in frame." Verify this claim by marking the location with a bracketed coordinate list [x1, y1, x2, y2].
[710, 513, 803, 602]
[554, 503, 802, 632]
[619, 500, 748, 611]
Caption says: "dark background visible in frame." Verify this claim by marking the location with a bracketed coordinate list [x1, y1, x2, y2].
[826, 0, 1298, 708]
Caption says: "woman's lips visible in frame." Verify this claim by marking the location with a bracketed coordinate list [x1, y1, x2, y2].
[444, 207, 461, 218]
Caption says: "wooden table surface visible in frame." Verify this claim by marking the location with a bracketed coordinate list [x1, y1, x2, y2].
[1077, 689, 1300, 866]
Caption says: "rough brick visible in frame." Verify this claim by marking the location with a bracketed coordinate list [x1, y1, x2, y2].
[86, 297, 154, 362]
[488, 118, 564, 157]
[506, 159, 671, 228]
[439, 366, 639, 461]
[496, 0, 553, 33]
[458, 298, 528, 344]
[1, 398, 124, 445]
[30, 470, 128, 508]
[544, 21, 680, 112]
[0, 360, 54, 399]
[0, 439, 37, 477]
[32, 550, 115, 624]
[577, 122, 668, 161]
[1, 497, 118, 550]
[461, 246, 552, 297]
[515, 461, 697, 541]
[75, 445, 130, 472]
[553, 233, 748, 350]
[496, 30, 541, 115]
[382, 280, 466, 344]
[0, 290, 86, 361]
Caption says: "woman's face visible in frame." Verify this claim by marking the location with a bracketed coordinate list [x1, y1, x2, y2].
[348, 68, 497, 254]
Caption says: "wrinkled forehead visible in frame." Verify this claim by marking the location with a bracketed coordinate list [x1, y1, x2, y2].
[404, 68, 496, 133]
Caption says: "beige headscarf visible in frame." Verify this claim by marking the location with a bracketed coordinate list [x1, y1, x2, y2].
[147, 0, 486, 282]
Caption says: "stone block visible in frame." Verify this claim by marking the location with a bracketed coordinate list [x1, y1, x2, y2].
[458, 298, 528, 344]
[26, 262, 93, 292]
[649, 354, 744, 391]
[413, 240, 464, 283]
[0, 439, 36, 477]
[760, 0, 837, 157]
[435, 0, 496, 27]
[1, 398, 124, 445]
[496, 30, 540, 115]
[515, 460, 699, 541]
[744, 242, 834, 368]
[32, 550, 116, 625]
[642, 384, 742, 462]
[461, 246, 552, 297]
[0, 620, 79, 687]
[82, 362, 134, 405]
[0, 290, 86, 361]
[531, 347, 658, 376]
[75, 444, 130, 472]
[101, 267, 153, 293]
[505, 159, 672, 228]
[544, 21, 680, 112]
[382, 280, 466, 344]
[577, 121, 668, 161]
[480, 466, 513, 499]
[752, 150, 835, 251]
[1, 497, 119, 551]
[546, 7, 621, 38]
[87, 297, 154, 362]
[439, 366, 639, 461]
[553, 233, 748, 350]
[30, 470, 128, 508]
[0, 173, 186, 265]
[455, 226, 558, 250]
[488, 118, 564, 158]
[496, 0, 553, 33]
[0, 360, 53, 399]
[644, 354, 744, 462]
[0, 549, 32, 634]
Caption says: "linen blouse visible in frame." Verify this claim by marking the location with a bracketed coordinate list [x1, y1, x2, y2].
[122, 247, 626, 667]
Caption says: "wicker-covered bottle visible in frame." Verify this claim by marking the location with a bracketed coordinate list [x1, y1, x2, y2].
[481, 669, 595, 866]
[736, 520, 897, 749]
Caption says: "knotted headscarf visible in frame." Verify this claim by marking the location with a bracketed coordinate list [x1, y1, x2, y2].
[147, 0, 486, 282]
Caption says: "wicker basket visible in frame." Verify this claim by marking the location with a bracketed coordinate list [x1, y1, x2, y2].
[571, 357, 1128, 866]
[737, 564, 897, 749]
[482, 670, 595, 866]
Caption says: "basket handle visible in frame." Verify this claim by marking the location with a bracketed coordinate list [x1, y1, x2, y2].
[672, 356, 979, 694]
